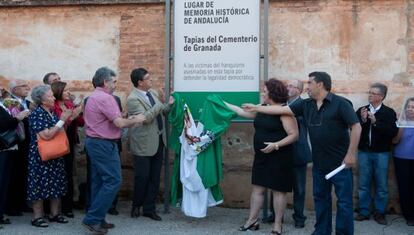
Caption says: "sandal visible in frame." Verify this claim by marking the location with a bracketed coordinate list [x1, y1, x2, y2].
[49, 214, 68, 223]
[0, 218, 11, 224]
[31, 217, 49, 228]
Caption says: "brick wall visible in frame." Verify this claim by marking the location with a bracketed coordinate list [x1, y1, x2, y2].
[1, 1, 414, 213]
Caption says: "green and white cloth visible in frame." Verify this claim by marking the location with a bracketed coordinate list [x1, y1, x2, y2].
[169, 93, 236, 218]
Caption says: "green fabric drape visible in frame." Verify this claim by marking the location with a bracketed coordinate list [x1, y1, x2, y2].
[169, 94, 237, 205]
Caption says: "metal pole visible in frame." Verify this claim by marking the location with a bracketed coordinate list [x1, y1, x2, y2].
[262, 0, 270, 221]
[163, 0, 172, 214]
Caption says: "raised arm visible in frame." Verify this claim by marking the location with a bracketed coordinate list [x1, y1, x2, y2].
[113, 114, 146, 128]
[224, 101, 256, 119]
[242, 103, 294, 116]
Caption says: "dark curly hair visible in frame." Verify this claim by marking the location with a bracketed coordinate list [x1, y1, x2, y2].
[265, 78, 288, 103]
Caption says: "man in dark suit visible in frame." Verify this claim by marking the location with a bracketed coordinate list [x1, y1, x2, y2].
[286, 80, 312, 228]
[6, 79, 32, 216]
[355, 83, 398, 225]
[1, 84, 30, 227]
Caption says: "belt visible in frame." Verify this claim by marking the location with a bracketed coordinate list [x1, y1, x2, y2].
[87, 136, 119, 143]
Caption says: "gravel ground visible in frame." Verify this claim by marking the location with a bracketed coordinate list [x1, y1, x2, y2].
[0, 202, 413, 235]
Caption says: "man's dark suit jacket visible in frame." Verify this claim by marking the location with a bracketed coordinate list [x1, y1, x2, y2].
[356, 104, 398, 152]
[290, 97, 312, 166]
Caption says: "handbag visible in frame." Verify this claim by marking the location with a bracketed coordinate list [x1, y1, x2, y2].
[0, 129, 19, 150]
[37, 130, 70, 161]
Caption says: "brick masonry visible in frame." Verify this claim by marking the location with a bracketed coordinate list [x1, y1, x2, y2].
[1, 1, 414, 212]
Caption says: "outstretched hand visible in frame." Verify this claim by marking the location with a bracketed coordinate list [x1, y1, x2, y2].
[241, 103, 257, 112]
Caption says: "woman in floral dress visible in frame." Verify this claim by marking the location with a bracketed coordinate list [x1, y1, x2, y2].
[27, 85, 71, 228]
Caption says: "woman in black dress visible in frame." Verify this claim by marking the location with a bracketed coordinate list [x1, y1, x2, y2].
[226, 79, 298, 235]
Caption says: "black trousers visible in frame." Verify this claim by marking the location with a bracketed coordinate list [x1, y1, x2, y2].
[0, 150, 12, 220]
[132, 137, 164, 213]
[6, 147, 28, 214]
[394, 157, 414, 221]
[61, 152, 74, 213]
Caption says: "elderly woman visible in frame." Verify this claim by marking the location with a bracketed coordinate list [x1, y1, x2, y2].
[27, 85, 71, 227]
[225, 79, 298, 235]
[51, 81, 83, 218]
[0, 86, 29, 229]
[393, 97, 414, 226]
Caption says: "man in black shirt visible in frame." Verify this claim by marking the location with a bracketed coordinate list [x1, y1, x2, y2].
[243, 72, 361, 235]
[354, 83, 397, 225]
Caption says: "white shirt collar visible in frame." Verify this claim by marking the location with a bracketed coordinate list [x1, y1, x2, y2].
[369, 103, 382, 114]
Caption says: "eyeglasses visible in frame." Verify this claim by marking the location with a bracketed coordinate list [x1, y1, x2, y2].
[287, 84, 299, 89]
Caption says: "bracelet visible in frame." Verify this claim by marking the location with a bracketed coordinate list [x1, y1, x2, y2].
[55, 120, 65, 128]
[273, 143, 279, 150]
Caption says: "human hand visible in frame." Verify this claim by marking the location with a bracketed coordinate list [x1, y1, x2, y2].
[367, 112, 376, 124]
[242, 103, 257, 112]
[16, 110, 30, 121]
[132, 114, 146, 126]
[260, 142, 279, 153]
[168, 95, 175, 105]
[73, 94, 84, 106]
[360, 107, 368, 122]
[60, 108, 73, 122]
[343, 152, 356, 168]
[72, 105, 83, 119]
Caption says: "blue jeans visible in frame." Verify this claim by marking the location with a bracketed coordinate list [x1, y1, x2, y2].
[83, 138, 121, 225]
[313, 167, 354, 235]
[357, 151, 390, 216]
[293, 164, 307, 224]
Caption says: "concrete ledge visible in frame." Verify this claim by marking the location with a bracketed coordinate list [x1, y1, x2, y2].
[0, 0, 164, 7]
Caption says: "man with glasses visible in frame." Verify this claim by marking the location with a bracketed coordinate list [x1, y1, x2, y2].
[243, 72, 361, 235]
[286, 80, 312, 228]
[354, 83, 397, 225]
[6, 80, 32, 217]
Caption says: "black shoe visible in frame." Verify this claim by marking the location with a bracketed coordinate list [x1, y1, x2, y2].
[31, 217, 48, 228]
[354, 214, 370, 221]
[270, 229, 282, 235]
[373, 212, 387, 225]
[0, 218, 11, 224]
[101, 221, 115, 229]
[82, 222, 108, 235]
[108, 208, 119, 215]
[294, 221, 305, 228]
[48, 214, 68, 224]
[143, 212, 162, 221]
[239, 219, 260, 231]
[130, 207, 140, 218]
[262, 214, 275, 224]
[407, 219, 414, 226]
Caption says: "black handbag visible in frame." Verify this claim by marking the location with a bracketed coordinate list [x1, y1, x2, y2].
[0, 129, 18, 150]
